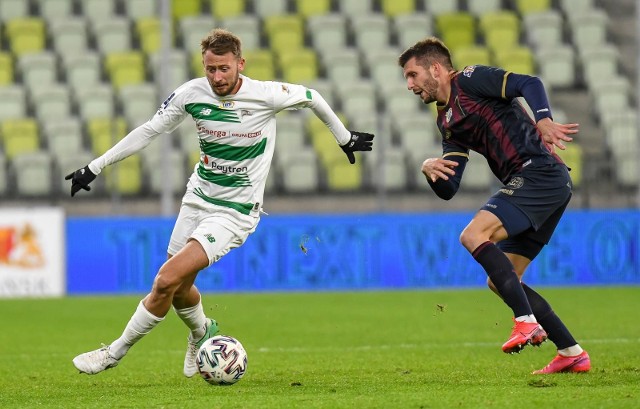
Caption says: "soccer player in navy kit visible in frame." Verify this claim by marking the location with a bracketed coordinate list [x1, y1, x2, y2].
[398, 37, 590, 374]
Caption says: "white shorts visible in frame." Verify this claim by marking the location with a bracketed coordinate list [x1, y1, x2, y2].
[168, 203, 258, 266]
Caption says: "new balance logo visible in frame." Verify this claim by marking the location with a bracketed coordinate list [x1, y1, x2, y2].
[204, 234, 216, 243]
[200, 108, 212, 116]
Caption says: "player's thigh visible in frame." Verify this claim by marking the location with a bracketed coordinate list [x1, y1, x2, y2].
[168, 203, 200, 257]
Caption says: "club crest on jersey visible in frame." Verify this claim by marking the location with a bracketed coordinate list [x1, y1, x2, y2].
[445, 107, 453, 123]
[507, 176, 524, 189]
[463, 65, 476, 78]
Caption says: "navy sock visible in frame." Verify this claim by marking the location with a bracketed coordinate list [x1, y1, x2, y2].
[472, 242, 532, 317]
[522, 283, 577, 349]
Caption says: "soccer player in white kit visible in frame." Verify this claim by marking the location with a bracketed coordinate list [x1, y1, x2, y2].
[67, 29, 374, 376]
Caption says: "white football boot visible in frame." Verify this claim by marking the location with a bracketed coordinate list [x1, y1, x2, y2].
[72, 345, 120, 374]
[183, 318, 219, 377]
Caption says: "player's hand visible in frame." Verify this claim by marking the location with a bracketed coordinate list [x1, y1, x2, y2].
[422, 157, 458, 183]
[64, 165, 96, 197]
[340, 130, 374, 164]
[536, 118, 578, 151]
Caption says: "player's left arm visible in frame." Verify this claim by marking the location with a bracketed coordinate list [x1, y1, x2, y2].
[273, 83, 374, 164]
[505, 73, 578, 151]
[423, 149, 468, 200]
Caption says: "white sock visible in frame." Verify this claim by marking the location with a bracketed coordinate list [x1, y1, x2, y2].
[558, 344, 584, 357]
[110, 301, 164, 359]
[174, 299, 207, 341]
[515, 314, 537, 323]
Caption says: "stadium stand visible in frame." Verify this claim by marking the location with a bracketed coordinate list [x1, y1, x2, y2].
[0, 154, 7, 195]
[0, 0, 636, 205]
[1, 119, 41, 173]
[179, 15, 217, 52]
[0, 53, 13, 85]
[30, 83, 72, 123]
[13, 150, 53, 196]
[49, 18, 89, 60]
[393, 13, 433, 49]
[307, 13, 348, 54]
[0, 85, 26, 121]
[34, 0, 75, 21]
[123, 0, 157, 20]
[294, 0, 331, 18]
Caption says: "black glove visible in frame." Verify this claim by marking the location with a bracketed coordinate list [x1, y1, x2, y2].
[64, 165, 97, 197]
[340, 130, 375, 164]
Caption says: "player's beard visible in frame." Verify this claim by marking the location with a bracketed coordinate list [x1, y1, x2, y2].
[209, 72, 240, 97]
[419, 76, 439, 105]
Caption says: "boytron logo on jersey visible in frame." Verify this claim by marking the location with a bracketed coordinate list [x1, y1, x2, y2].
[220, 101, 234, 109]
[186, 103, 240, 123]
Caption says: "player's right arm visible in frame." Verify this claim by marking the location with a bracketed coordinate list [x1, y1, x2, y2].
[65, 86, 190, 197]
[423, 150, 468, 200]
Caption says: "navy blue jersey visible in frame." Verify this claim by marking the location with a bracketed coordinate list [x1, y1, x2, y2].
[436, 65, 563, 184]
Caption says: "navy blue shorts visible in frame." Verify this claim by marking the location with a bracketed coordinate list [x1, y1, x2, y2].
[481, 164, 572, 260]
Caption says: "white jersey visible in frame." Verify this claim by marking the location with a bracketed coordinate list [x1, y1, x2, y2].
[89, 75, 351, 224]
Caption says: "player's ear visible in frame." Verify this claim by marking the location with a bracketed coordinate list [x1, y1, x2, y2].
[238, 57, 245, 72]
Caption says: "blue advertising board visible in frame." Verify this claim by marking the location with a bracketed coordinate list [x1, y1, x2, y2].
[66, 210, 640, 294]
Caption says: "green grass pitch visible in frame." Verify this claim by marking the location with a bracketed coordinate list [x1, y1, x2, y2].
[1, 287, 639, 408]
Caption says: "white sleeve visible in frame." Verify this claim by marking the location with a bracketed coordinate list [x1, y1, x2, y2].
[88, 86, 190, 174]
[271, 82, 351, 146]
[88, 122, 160, 175]
[306, 88, 351, 146]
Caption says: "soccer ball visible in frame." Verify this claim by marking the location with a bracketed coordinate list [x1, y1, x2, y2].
[196, 335, 248, 385]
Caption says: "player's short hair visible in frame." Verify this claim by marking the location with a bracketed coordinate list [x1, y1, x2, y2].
[398, 37, 454, 70]
[201, 28, 242, 58]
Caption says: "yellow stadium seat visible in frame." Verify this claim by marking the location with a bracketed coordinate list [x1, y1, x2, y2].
[515, 0, 551, 15]
[452, 46, 491, 69]
[479, 11, 520, 52]
[105, 51, 146, 89]
[264, 15, 304, 53]
[309, 116, 362, 191]
[5, 18, 46, 56]
[493, 47, 535, 75]
[136, 17, 168, 55]
[294, 0, 331, 17]
[191, 51, 204, 77]
[87, 118, 128, 156]
[104, 155, 143, 195]
[1, 118, 39, 159]
[172, 0, 201, 20]
[242, 49, 275, 81]
[0, 53, 13, 85]
[435, 12, 476, 53]
[278, 48, 318, 83]
[380, 0, 416, 16]
[209, 0, 245, 20]
[556, 143, 583, 187]
[324, 157, 362, 191]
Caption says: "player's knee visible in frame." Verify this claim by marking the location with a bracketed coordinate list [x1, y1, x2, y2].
[152, 269, 181, 296]
[459, 229, 477, 251]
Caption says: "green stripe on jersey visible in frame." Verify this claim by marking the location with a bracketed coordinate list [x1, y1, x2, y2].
[197, 163, 252, 187]
[193, 187, 253, 215]
[200, 139, 267, 161]
[306, 89, 312, 100]
[185, 103, 240, 123]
